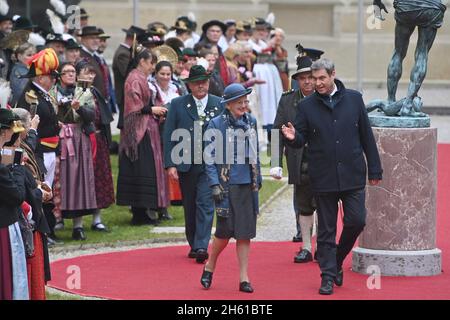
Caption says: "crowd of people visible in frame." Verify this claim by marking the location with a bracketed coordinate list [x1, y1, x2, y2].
[0, 1, 382, 299]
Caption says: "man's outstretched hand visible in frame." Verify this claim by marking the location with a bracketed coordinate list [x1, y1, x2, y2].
[281, 122, 296, 141]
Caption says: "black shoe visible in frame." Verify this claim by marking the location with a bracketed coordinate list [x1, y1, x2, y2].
[131, 217, 143, 225]
[294, 249, 313, 263]
[292, 231, 302, 242]
[239, 281, 254, 293]
[200, 268, 213, 289]
[319, 278, 334, 295]
[335, 269, 343, 287]
[47, 236, 63, 247]
[188, 249, 197, 259]
[54, 221, 65, 231]
[195, 249, 209, 264]
[158, 208, 173, 221]
[72, 228, 86, 241]
[91, 222, 109, 232]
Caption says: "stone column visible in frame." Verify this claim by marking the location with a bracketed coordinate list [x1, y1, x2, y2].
[352, 125, 442, 276]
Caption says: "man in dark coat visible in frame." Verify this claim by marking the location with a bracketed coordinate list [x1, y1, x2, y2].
[112, 26, 146, 129]
[79, 26, 107, 101]
[272, 54, 318, 263]
[163, 65, 223, 263]
[282, 58, 383, 295]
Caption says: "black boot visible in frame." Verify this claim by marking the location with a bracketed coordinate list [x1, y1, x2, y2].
[319, 278, 334, 295]
[158, 208, 173, 221]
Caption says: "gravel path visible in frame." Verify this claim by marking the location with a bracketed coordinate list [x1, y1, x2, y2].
[255, 184, 296, 242]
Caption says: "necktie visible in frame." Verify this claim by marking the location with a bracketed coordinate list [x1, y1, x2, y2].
[197, 100, 205, 117]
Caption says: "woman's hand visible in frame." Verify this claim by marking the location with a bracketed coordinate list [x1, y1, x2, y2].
[152, 106, 168, 117]
[30, 115, 40, 130]
[167, 167, 179, 180]
[71, 99, 81, 111]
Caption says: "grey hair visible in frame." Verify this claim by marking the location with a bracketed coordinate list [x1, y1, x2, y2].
[12, 108, 31, 131]
[311, 58, 335, 76]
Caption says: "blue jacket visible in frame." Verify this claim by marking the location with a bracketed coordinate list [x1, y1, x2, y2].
[205, 110, 262, 217]
[288, 79, 383, 193]
[163, 93, 223, 172]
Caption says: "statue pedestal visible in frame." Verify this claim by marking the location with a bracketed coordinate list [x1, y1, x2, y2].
[368, 111, 430, 128]
[352, 126, 442, 276]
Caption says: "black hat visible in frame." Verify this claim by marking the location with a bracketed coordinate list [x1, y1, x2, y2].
[201, 20, 226, 34]
[252, 17, 269, 30]
[183, 65, 211, 83]
[65, 38, 81, 50]
[0, 108, 24, 133]
[122, 25, 146, 37]
[296, 43, 324, 61]
[0, 14, 13, 23]
[171, 17, 193, 32]
[13, 17, 37, 32]
[137, 32, 164, 47]
[79, 26, 101, 37]
[304, 48, 324, 61]
[291, 55, 313, 79]
[45, 32, 65, 45]
[97, 28, 110, 39]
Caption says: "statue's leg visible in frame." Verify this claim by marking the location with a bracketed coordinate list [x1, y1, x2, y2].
[387, 22, 415, 103]
[406, 26, 438, 102]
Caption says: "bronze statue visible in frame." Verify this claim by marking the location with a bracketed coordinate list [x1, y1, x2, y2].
[368, 0, 447, 117]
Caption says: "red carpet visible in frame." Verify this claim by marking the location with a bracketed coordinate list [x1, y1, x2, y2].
[48, 144, 450, 300]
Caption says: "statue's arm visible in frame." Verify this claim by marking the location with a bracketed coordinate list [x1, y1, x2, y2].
[373, 0, 389, 21]
[373, 0, 388, 12]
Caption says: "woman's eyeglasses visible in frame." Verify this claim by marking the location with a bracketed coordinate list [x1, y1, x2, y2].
[61, 70, 76, 75]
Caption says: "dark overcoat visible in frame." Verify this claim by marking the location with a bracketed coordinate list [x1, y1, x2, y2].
[288, 79, 383, 193]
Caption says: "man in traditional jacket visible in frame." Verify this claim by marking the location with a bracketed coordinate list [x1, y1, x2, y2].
[271, 55, 317, 262]
[17, 48, 60, 241]
[163, 65, 223, 263]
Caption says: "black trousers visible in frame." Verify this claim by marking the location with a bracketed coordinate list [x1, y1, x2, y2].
[315, 188, 366, 280]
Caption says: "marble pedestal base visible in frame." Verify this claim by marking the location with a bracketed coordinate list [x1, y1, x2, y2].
[352, 247, 442, 276]
[352, 126, 441, 276]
